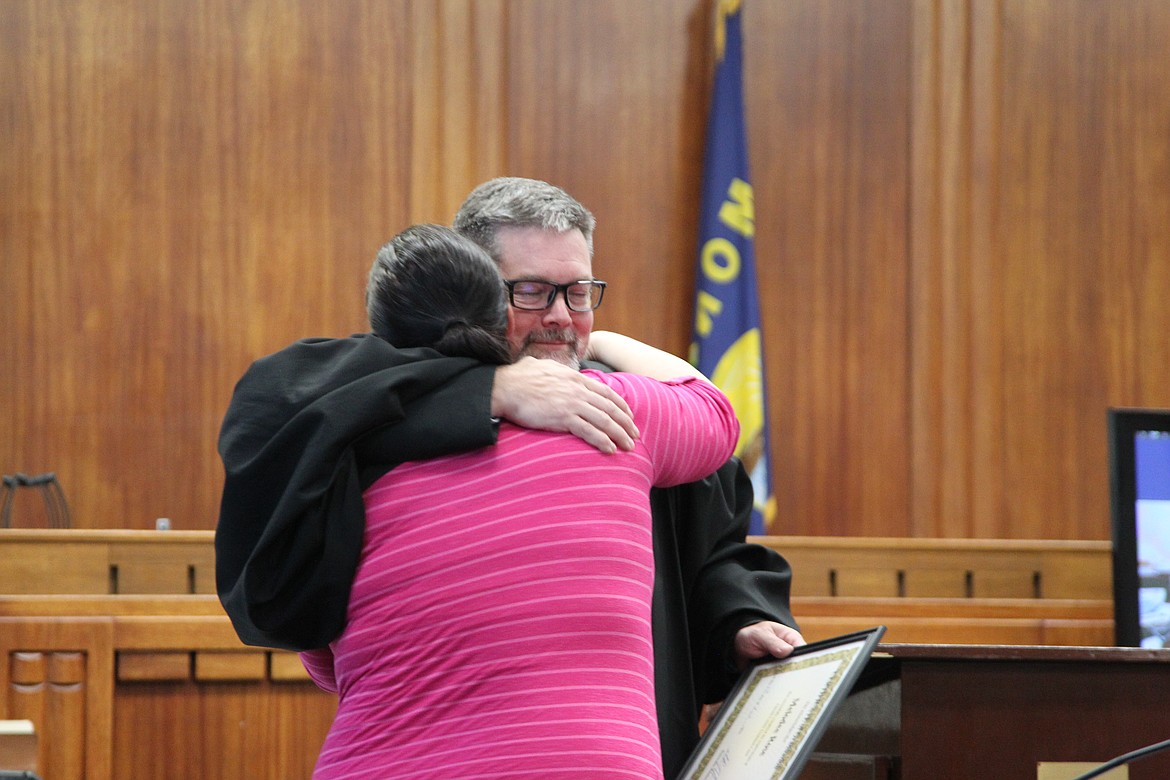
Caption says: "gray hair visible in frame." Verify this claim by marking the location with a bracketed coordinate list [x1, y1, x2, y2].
[453, 177, 596, 263]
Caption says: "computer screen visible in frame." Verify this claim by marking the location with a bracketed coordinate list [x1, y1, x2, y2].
[1108, 408, 1170, 647]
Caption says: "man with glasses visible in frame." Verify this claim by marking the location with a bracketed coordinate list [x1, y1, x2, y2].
[455, 177, 804, 779]
[217, 248, 643, 654]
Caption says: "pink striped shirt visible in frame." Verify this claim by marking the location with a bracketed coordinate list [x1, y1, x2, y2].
[301, 371, 738, 779]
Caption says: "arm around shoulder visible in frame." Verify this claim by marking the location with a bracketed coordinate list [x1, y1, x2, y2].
[585, 331, 706, 381]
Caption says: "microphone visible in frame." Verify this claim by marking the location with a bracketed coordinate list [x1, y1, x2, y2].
[1069, 736, 1170, 780]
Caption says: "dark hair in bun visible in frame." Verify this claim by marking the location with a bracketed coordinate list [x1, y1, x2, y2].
[366, 224, 511, 365]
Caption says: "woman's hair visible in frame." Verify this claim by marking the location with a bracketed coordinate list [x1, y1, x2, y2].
[453, 176, 596, 262]
[366, 224, 511, 365]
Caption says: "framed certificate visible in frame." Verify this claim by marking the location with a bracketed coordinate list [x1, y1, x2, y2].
[677, 626, 886, 780]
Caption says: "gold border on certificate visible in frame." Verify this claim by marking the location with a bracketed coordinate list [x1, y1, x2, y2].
[677, 627, 885, 780]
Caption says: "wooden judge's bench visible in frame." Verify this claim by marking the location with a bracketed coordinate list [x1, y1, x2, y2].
[1, 529, 1166, 779]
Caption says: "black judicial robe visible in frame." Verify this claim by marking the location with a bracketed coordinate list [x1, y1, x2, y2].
[215, 334, 499, 650]
[215, 335, 797, 778]
[649, 462, 797, 778]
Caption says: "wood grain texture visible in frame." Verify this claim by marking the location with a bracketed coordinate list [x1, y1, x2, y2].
[2, 607, 334, 780]
[748, 0, 914, 536]
[0, 534, 1119, 777]
[112, 681, 333, 780]
[3, 1, 1170, 539]
[0, 620, 115, 780]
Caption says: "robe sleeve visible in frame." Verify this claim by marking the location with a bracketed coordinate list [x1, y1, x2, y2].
[675, 459, 797, 704]
[215, 334, 498, 650]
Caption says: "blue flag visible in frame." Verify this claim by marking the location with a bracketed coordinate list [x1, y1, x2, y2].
[690, 0, 775, 535]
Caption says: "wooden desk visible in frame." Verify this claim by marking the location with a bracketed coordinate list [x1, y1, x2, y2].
[811, 644, 1170, 780]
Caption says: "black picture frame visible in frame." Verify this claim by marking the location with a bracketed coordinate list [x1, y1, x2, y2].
[1107, 407, 1170, 647]
[677, 626, 886, 780]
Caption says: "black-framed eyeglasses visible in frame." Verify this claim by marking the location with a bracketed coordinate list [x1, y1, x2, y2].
[503, 279, 607, 312]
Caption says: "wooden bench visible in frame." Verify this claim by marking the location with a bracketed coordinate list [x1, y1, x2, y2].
[790, 596, 1113, 645]
[750, 535, 1112, 600]
[0, 530, 1117, 646]
[1, 531, 1113, 598]
[749, 535, 1115, 645]
[0, 529, 216, 595]
[0, 530, 1118, 777]
[0, 594, 332, 780]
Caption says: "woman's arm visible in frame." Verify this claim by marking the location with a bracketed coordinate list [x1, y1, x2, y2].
[585, 331, 708, 381]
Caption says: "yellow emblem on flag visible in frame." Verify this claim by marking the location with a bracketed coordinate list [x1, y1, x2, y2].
[710, 328, 765, 469]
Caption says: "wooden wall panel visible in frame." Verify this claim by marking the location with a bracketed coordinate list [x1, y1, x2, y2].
[407, 0, 507, 224]
[995, 0, 1170, 538]
[3, 0, 1170, 540]
[910, 0, 1010, 538]
[910, 0, 1170, 537]
[749, 0, 914, 536]
[505, 1, 711, 349]
[0, 1, 494, 531]
[112, 682, 333, 780]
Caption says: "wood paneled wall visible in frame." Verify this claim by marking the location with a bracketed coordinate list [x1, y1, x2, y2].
[3, 0, 1169, 538]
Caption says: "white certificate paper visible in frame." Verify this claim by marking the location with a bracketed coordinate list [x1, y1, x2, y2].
[677, 627, 885, 780]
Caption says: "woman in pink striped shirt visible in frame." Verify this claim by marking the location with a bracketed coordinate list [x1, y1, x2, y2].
[301, 224, 738, 779]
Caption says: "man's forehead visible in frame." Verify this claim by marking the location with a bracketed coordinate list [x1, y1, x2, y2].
[497, 226, 592, 277]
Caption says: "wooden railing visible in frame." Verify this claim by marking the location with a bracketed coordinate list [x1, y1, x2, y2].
[0, 532, 329, 779]
[0, 530, 1117, 778]
[0, 595, 332, 780]
[750, 535, 1114, 646]
[752, 535, 1112, 599]
[0, 529, 216, 595]
[1, 530, 1113, 600]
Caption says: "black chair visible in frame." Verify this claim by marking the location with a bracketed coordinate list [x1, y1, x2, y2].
[0, 472, 71, 528]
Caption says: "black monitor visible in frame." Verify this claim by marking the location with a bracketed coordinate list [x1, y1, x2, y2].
[1108, 408, 1170, 647]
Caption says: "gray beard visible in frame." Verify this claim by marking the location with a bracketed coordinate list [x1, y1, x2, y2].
[518, 328, 581, 369]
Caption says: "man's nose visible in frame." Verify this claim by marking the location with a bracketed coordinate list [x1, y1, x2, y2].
[542, 294, 573, 325]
